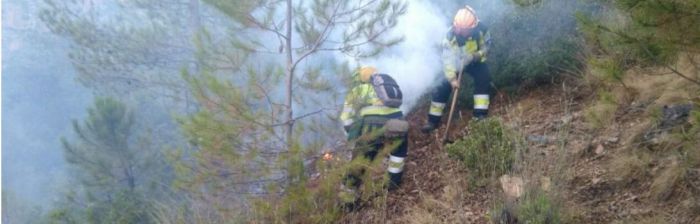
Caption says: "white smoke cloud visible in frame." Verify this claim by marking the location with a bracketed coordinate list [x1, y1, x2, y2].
[341, 0, 516, 113]
[353, 0, 450, 112]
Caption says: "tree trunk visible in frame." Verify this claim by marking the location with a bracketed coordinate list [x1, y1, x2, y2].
[285, 0, 294, 150]
[284, 0, 295, 221]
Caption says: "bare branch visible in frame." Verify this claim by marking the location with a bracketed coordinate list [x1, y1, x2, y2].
[270, 107, 336, 127]
[246, 14, 288, 40]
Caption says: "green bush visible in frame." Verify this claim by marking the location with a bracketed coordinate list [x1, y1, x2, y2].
[249, 137, 404, 223]
[517, 192, 561, 224]
[490, 191, 562, 224]
[446, 118, 520, 183]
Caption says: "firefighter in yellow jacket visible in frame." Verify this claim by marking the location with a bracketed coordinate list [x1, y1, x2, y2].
[422, 5, 493, 132]
[340, 66, 408, 198]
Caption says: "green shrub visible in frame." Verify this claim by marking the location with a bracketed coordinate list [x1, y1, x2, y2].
[584, 90, 619, 129]
[446, 118, 520, 184]
[490, 191, 562, 224]
[517, 191, 561, 224]
[249, 137, 403, 223]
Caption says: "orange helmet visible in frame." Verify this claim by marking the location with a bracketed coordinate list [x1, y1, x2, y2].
[453, 6, 478, 34]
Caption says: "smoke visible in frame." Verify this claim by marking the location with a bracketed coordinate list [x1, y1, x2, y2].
[340, 0, 517, 113]
[346, 0, 584, 114]
[3, 5, 91, 214]
[349, 0, 449, 112]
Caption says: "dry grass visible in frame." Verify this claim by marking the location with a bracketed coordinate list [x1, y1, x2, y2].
[584, 90, 619, 129]
[584, 52, 700, 130]
[625, 55, 700, 108]
[402, 196, 453, 224]
[609, 151, 651, 184]
[650, 157, 684, 201]
[557, 202, 587, 223]
[513, 98, 541, 117]
[611, 215, 670, 224]
[481, 83, 579, 224]
[400, 178, 472, 224]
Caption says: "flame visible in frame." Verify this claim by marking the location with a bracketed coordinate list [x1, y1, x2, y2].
[323, 152, 333, 161]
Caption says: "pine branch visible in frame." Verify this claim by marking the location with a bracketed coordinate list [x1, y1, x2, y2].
[596, 24, 700, 86]
[291, 0, 343, 70]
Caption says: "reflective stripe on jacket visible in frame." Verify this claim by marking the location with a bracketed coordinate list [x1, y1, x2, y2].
[442, 23, 492, 81]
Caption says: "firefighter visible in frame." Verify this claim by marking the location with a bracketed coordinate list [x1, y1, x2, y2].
[339, 66, 408, 204]
[422, 5, 493, 133]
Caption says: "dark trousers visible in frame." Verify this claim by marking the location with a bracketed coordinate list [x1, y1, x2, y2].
[428, 62, 491, 124]
[345, 112, 407, 189]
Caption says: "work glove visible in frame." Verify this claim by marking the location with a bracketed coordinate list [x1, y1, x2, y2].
[449, 78, 460, 89]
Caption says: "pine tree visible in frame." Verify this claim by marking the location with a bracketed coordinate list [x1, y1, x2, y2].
[55, 97, 161, 223]
[578, 0, 700, 85]
[39, 0, 207, 100]
[39, 1, 211, 185]
[170, 0, 407, 222]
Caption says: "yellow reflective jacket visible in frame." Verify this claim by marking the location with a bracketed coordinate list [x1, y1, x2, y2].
[340, 83, 401, 127]
[442, 23, 492, 81]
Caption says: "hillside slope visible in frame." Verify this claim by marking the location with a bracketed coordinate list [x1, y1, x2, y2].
[340, 71, 699, 223]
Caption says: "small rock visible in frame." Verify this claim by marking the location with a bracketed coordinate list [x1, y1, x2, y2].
[527, 135, 549, 144]
[629, 195, 638, 202]
[500, 175, 524, 199]
[661, 104, 693, 128]
[607, 137, 619, 144]
[592, 177, 602, 184]
[595, 144, 605, 155]
[561, 115, 573, 124]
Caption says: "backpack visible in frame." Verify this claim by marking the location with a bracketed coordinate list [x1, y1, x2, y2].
[370, 74, 402, 108]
